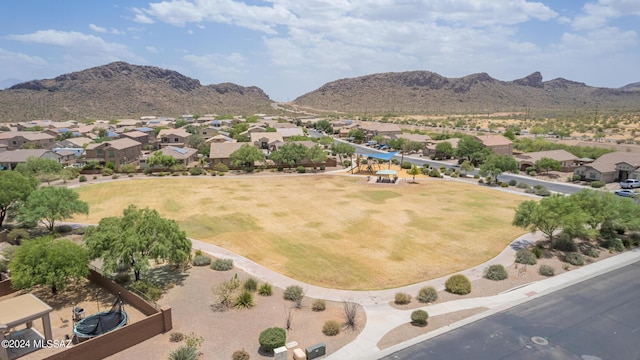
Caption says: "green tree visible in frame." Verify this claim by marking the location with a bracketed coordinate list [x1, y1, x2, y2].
[15, 157, 63, 184]
[347, 128, 365, 143]
[9, 236, 89, 294]
[535, 157, 562, 175]
[331, 142, 355, 164]
[434, 141, 454, 159]
[459, 160, 475, 175]
[175, 119, 189, 128]
[388, 138, 423, 167]
[85, 205, 192, 281]
[407, 164, 420, 182]
[512, 195, 588, 243]
[479, 155, 518, 183]
[503, 128, 516, 141]
[17, 187, 89, 232]
[270, 143, 308, 168]
[0, 171, 39, 228]
[146, 151, 177, 169]
[315, 120, 333, 134]
[306, 144, 328, 164]
[229, 144, 265, 168]
[455, 136, 491, 166]
[317, 136, 334, 147]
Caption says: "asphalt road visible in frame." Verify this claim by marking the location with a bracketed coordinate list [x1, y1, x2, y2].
[381, 260, 640, 360]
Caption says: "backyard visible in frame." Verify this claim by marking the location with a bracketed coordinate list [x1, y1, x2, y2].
[71, 175, 527, 290]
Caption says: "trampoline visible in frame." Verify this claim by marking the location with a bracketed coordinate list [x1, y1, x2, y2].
[73, 293, 127, 341]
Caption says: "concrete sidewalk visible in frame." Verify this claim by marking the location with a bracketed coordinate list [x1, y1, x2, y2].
[192, 237, 640, 360]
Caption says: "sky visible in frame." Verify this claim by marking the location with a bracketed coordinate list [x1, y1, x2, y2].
[0, 0, 639, 102]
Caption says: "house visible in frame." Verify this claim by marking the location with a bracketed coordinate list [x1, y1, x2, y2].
[0, 149, 60, 170]
[0, 131, 56, 151]
[251, 133, 284, 152]
[115, 119, 142, 127]
[209, 142, 246, 166]
[199, 127, 217, 138]
[157, 128, 191, 148]
[240, 125, 267, 136]
[84, 138, 142, 167]
[141, 146, 198, 168]
[122, 130, 153, 147]
[206, 134, 235, 144]
[358, 122, 402, 138]
[515, 150, 579, 172]
[277, 127, 305, 140]
[59, 137, 93, 148]
[424, 138, 460, 157]
[394, 133, 431, 147]
[474, 135, 513, 155]
[573, 152, 640, 183]
[272, 123, 297, 129]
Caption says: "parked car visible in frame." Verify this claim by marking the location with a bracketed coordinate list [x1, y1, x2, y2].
[614, 189, 637, 198]
[620, 179, 640, 189]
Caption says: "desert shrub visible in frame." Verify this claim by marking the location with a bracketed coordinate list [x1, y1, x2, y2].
[583, 247, 600, 258]
[213, 163, 229, 172]
[444, 274, 471, 295]
[534, 187, 551, 196]
[401, 162, 412, 169]
[234, 290, 254, 309]
[516, 182, 530, 189]
[450, 172, 459, 178]
[93, 175, 97, 179]
[258, 327, 286, 352]
[114, 272, 131, 284]
[55, 224, 73, 234]
[564, 252, 585, 266]
[211, 258, 233, 271]
[118, 163, 137, 174]
[551, 236, 577, 252]
[322, 320, 341, 336]
[232, 349, 250, 360]
[528, 170, 537, 176]
[258, 283, 273, 296]
[297, 166, 306, 173]
[590, 180, 605, 188]
[500, 182, 509, 188]
[189, 167, 204, 175]
[394, 292, 412, 305]
[538, 265, 555, 277]
[391, 159, 400, 165]
[532, 246, 543, 259]
[112, 174, 120, 179]
[7, 228, 29, 243]
[343, 160, 351, 167]
[571, 174, 582, 182]
[515, 249, 537, 265]
[168, 344, 198, 360]
[284, 285, 304, 302]
[192, 255, 212, 266]
[79, 175, 87, 182]
[312, 299, 326, 312]
[630, 233, 640, 246]
[195, 249, 203, 256]
[508, 179, 517, 186]
[213, 274, 242, 310]
[101, 168, 114, 176]
[0, 260, 7, 273]
[170, 332, 185, 342]
[417, 286, 438, 303]
[128, 280, 163, 301]
[410, 310, 429, 326]
[602, 238, 625, 252]
[243, 278, 258, 292]
[428, 168, 441, 177]
[484, 264, 508, 281]
[478, 178, 484, 184]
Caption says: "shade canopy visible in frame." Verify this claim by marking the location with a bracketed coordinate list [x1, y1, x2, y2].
[376, 169, 397, 175]
[361, 152, 398, 161]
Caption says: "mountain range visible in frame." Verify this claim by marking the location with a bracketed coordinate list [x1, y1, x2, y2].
[0, 62, 638, 121]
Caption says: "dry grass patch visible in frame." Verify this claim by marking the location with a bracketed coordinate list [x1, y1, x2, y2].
[73, 176, 526, 289]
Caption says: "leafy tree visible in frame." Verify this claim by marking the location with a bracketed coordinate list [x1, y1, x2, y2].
[455, 136, 491, 166]
[479, 155, 518, 183]
[270, 143, 308, 168]
[85, 205, 192, 281]
[315, 119, 333, 134]
[96, 128, 108, 138]
[184, 124, 198, 135]
[229, 144, 265, 168]
[388, 138, 423, 167]
[535, 157, 561, 175]
[331, 142, 355, 164]
[0, 171, 39, 228]
[372, 135, 386, 145]
[229, 123, 250, 141]
[347, 128, 365, 143]
[434, 141, 454, 159]
[9, 236, 89, 294]
[187, 133, 206, 152]
[175, 119, 189, 128]
[512, 195, 588, 243]
[317, 136, 334, 147]
[15, 157, 63, 184]
[503, 128, 516, 141]
[18, 187, 88, 231]
[459, 160, 475, 175]
[146, 151, 177, 169]
[569, 189, 640, 236]
[407, 164, 420, 182]
[265, 126, 277, 133]
[306, 144, 328, 164]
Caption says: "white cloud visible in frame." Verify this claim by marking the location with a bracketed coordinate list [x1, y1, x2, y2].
[572, 0, 640, 30]
[132, 8, 155, 24]
[146, 46, 160, 53]
[89, 24, 125, 35]
[0, 48, 47, 66]
[182, 52, 248, 77]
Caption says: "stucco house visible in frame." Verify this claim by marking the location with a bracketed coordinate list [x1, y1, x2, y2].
[209, 142, 246, 166]
[0, 149, 60, 170]
[84, 138, 142, 167]
[573, 152, 640, 183]
[157, 128, 191, 148]
[0, 131, 56, 151]
[474, 135, 513, 155]
[515, 149, 579, 172]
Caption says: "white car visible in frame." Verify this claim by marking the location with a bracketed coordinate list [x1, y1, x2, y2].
[620, 179, 640, 189]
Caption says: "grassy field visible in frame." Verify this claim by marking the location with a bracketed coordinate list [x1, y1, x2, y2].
[72, 175, 527, 290]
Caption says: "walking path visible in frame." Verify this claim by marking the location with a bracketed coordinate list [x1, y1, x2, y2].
[191, 234, 640, 360]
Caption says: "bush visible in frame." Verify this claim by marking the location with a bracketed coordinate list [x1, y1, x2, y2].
[297, 166, 306, 173]
[516, 182, 530, 189]
[322, 320, 341, 336]
[128, 280, 163, 301]
[213, 163, 229, 173]
[258, 283, 273, 296]
[508, 179, 517, 186]
[394, 292, 412, 305]
[235, 290, 254, 309]
[232, 349, 250, 360]
[500, 182, 509, 188]
[590, 181, 605, 188]
[189, 167, 204, 175]
[539, 265, 555, 277]
[583, 247, 600, 258]
[484, 264, 508, 281]
[417, 286, 438, 303]
[564, 252, 585, 266]
[112, 174, 120, 179]
[312, 299, 326, 312]
[515, 249, 537, 265]
[603, 238, 624, 252]
[118, 163, 137, 174]
[101, 168, 114, 176]
[532, 246, 543, 259]
[192, 254, 212, 266]
[551, 236, 577, 252]
[93, 175, 97, 180]
[211, 258, 234, 271]
[258, 327, 286, 352]
[55, 224, 73, 234]
[401, 162, 412, 169]
[343, 160, 351, 167]
[170, 332, 185, 342]
[7, 228, 29, 243]
[411, 310, 429, 326]
[283, 285, 304, 302]
[571, 174, 582, 182]
[534, 187, 551, 196]
[168, 344, 198, 360]
[243, 278, 258, 292]
[114, 272, 131, 284]
[528, 170, 537, 176]
[428, 168, 441, 177]
[79, 175, 87, 182]
[478, 178, 484, 184]
[444, 274, 471, 295]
